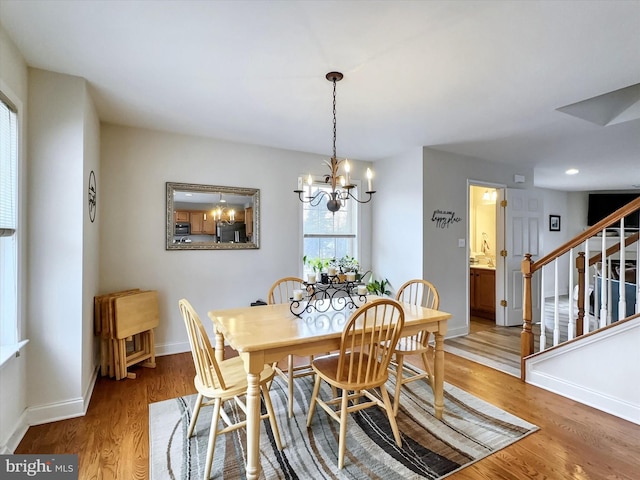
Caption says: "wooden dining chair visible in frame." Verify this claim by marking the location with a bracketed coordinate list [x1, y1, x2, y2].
[389, 278, 440, 415]
[306, 298, 405, 469]
[178, 299, 283, 480]
[267, 276, 314, 417]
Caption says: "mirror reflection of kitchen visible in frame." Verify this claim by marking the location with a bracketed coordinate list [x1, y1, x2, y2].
[173, 191, 253, 244]
[469, 186, 497, 323]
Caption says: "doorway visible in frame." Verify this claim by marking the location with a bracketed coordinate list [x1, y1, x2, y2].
[468, 184, 501, 326]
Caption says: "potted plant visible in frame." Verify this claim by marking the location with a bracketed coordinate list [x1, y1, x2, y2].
[303, 256, 330, 282]
[338, 255, 359, 274]
[367, 277, 391, 296]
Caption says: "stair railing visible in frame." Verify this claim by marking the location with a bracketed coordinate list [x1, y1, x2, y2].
[520, 197, 640, 379]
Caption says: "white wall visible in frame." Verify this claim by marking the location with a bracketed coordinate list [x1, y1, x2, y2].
[538, 188, 574, 297]
[526, 317, 640, 424]
[420, 148, 535, 338]
[371, 147, 424, 293]
[81, 85, 100, 402]
[99, 124, 373, 353]
[27, 69, 99, 424]
[0, 24, 29, 454]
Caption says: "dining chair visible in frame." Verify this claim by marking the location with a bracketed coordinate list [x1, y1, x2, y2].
[389, 278, 440, 415]
[267, 276, 314, 418]
[178, 299, 283, 480]
[306, 298, 405, 469]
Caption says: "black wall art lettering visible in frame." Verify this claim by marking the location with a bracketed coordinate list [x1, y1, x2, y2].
[431, 209, 461, 229]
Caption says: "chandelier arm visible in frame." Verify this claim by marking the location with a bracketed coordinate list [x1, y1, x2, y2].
[344, 190, 376, 204]
[294, 189, 331, 207]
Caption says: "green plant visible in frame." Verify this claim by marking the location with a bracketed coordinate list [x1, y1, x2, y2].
[303, 256, 328, 273]
[337, 255, 359, 273]
[367, 277, 391, 296]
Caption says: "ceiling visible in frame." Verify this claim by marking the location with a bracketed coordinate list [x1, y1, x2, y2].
[1, 0, 639, 191]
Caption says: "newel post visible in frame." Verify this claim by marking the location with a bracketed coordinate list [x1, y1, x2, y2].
[520, 254, 534, 380]
[576, 252, 586, 337]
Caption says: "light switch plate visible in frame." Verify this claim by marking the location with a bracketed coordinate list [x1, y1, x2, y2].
[458, 238, 465, 247]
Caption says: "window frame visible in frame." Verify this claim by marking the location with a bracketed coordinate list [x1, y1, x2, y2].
[0, 86, 27, 367]
[299, 176, 362, 276]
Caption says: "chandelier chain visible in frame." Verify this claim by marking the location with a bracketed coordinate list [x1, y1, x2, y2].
[332, 77, 337, 160]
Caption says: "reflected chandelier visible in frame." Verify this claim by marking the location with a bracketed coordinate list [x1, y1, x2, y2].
[213, 194, 235, 225]
[294, 72, 376, 212]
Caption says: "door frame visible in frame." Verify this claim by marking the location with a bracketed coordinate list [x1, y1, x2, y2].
[467, 180, 507, 331]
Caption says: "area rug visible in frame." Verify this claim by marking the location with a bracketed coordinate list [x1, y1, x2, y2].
[444, 330, 521, 378]
[149, 372, 538, 479]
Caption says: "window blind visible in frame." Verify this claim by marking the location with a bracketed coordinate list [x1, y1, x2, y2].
[0, 97, 17, 237]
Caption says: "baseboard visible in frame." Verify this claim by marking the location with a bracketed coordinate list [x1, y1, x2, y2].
[0, 410, 29, 454]
[527, 370, 640, 425]
[83, 365, 99, 413]
[155, 341, 190, 357]
[445, 325, 469, 339]
[27, 364, 101, 427]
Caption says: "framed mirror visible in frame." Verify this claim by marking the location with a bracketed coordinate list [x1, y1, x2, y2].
[166, 182, 260, 250]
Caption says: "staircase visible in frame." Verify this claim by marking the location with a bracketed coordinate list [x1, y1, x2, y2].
[519, 197, 640, 423]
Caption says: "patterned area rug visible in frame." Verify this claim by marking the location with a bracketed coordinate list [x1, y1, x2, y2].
[149, 372, 538, 479]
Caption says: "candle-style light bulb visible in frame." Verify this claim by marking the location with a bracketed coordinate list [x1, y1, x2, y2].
[307, 173, 313, 198]
[366, 168, 373, 192]
[230, 210, 235, 222]
[344, 160, 350, 186]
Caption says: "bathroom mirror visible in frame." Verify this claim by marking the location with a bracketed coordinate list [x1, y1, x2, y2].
[166, 182, 260, 250]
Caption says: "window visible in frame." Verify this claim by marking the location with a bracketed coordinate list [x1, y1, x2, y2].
[302, 181, 357, 272]
[0, 94, 18, 350]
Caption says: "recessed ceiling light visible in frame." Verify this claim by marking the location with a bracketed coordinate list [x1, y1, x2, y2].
[565, 168, 579, 175]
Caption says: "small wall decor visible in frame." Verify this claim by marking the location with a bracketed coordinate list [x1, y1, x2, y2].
[549, 214, 560, 231]
[431, 209, 462, 229]
[88, 170, 97, 223]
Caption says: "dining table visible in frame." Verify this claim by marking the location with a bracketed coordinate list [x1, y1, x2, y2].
[208, 295, 451, 480]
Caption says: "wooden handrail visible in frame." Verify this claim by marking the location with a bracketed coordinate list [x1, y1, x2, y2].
[588, 232, 639, 267]
[530, 196, 640, 273]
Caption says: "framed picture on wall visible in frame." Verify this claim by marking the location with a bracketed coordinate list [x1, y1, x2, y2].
[549, 215, 561, 231]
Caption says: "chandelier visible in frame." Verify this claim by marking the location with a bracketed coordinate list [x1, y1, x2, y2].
[212, 194, 235, 225]
[294, 72, 375, 212]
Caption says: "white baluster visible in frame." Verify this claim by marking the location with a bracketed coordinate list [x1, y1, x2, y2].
[553, 259, 560, 346]
[568, 248, 575, 341]
[618, 217, 626, 321]
[583, 239, 591, 334]
[600, 229, 608, 328]
[606, 257, 613, 327]
[539, 266, 546, 351]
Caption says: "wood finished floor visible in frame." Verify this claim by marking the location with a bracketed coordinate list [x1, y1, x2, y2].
[15, 349, 640, 479]
[444, 317, 522, 377]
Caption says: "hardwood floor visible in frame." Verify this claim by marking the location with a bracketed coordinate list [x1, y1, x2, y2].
[444, 317, 522, 377]
[16, 350, 640, 479]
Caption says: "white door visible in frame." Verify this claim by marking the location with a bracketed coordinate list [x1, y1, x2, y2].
[495, 188, 506, 326]
[504, 188, 543, 327]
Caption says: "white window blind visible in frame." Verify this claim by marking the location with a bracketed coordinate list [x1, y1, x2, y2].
[0, 94, 18, 351]
[302, 182, 357, 267]
[0, 96, 17, 236]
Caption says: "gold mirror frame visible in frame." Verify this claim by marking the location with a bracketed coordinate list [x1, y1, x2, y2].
[166, 182, 260, 250]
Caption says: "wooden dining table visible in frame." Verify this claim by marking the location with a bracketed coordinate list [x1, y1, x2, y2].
[208, 295, 451, 480]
